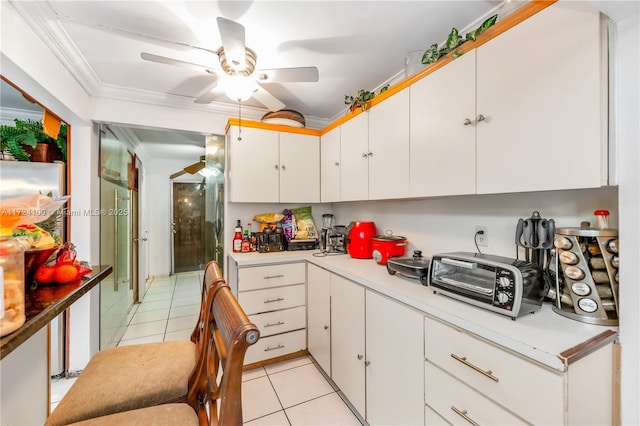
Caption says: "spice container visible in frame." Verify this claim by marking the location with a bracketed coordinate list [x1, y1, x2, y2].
[1, 231, 26, 336]
[594, 209, 610, 229]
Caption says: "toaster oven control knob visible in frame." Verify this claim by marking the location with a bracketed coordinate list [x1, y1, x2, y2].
[498, 276, 511, 288]
[497, 292, 509, 304]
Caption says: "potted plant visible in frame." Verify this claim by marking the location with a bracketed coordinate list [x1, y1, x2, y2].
[0, 118, 67, 162]
[344, 84, 390, 113]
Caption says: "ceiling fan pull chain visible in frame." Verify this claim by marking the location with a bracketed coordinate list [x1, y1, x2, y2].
[237, 101, 242, 141]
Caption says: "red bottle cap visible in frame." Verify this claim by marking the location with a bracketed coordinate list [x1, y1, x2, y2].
[594, 209, 610, 216]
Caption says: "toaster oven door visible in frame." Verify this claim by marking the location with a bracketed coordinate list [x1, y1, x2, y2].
[430, 257, 497, 303]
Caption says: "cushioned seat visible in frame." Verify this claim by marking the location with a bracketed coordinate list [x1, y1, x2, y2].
[45, 261, 226, 426]
[65, 280, 259, 426]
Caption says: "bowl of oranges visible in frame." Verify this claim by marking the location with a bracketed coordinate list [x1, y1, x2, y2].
[31, 243, 92, 289]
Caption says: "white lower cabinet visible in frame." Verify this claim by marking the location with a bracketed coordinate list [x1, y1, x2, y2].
[307, 264, 331, 374]
[330, 274, 424, 425]
[237, 262, 307, 365]
[424, 316, 614, 425]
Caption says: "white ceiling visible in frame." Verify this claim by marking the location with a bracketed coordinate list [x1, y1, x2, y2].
[11, 0, 509, 125]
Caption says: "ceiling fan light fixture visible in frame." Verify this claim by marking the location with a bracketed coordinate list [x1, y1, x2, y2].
[220, 75, 258, 101]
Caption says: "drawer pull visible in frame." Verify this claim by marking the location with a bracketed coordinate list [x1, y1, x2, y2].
[264, 297, 285, 304]
[451, 353, 499, 382]
[264, 344, 285, 352]
[264, 321, 285, 328]
[263, 274, 284, 280]
[451, 406, 480, 426]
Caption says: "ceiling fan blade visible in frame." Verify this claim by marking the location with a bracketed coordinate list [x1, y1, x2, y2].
[194, 87, 222, 104]
[170, 170, 187, 180]
[255, 67, 319, 83]
[252, 86, 286, 112]
[141, 52, 218, 75]
[216, 17, 246, 69]
[184, 161, 205, 175]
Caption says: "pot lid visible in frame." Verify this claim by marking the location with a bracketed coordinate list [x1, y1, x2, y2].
[372, 235, 406, 241]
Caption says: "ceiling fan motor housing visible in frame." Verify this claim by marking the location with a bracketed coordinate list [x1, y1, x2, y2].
[217, 47, 257, 76]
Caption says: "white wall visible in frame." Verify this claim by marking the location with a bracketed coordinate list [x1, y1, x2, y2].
[612, 12, 640, 426]
[332, 188, 618, 259]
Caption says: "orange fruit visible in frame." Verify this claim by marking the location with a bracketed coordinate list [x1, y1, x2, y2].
[53, 265, 79, 283]
[34, 266, 56, 283]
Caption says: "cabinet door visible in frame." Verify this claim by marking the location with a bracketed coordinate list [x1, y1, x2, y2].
[410, 51, 476, 197]
[307, 264, 331, 375]
[366, 291, 424, 425]
[279, 132, 320, 203]
[227, 126, 279, 202]
[320, 126, 341, 202]
[476, 5, 606, 194]
[340, 112, 369, 201]
[368, 88, 410, 200]
[330, 274, 365, 416]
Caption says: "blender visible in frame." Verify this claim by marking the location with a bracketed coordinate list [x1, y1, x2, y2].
[321, 214, 334, 252]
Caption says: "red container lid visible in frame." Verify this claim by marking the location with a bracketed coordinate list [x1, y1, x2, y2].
[594, 209, 610, 216]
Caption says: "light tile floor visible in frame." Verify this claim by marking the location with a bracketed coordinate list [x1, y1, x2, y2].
[51, 271, 362, 425]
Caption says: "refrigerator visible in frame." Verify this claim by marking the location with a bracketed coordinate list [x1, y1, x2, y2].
[0, 161, 67, 376]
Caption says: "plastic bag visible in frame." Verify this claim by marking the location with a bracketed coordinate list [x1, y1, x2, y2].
[291, 206, 318, 240]
[281, 209, 296, 241]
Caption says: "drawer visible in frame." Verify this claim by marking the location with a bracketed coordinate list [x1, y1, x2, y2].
[238, 262, 306, 291]
[426, 361, 526, 425]
[424, 317, 564, 425]
[239, 284, 305, 315]
[249, 306, 306, 337]
[244, 329, 306, 365]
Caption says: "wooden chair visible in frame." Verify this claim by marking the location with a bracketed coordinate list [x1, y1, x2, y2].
[45, 261, 227, 426]
[65, 277, 260, 425]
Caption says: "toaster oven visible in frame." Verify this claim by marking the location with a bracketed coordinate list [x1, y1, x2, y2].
[428, 252, 545, 318]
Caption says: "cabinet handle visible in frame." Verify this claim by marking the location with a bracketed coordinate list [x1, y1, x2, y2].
[281, 164, 286, 171]
[264, 297, 284, 304]
[364, 361, 371, 366]
[324, 325, 329, 330]
[264, 321, 285, 328]
[463, 118, 472, 126]
[362, 153, 368, 158]
[450, 353, 499, 382]
[451, 406, 480, 426]
[367, 152, 373, 157]
[476, 114, 485, 122]
[275, 164, 279, 169]
[357, 354, 363, 360]
[263, 274, 284, 279]
[334, 161, 340, 166]
[264, 344, 285, 352]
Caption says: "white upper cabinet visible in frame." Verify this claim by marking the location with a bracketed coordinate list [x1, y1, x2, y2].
[368, 88, 410, 200]
[410, 51, 476, 197]
[228, 125, 279, 202]
[320, 126, 341, 202]
[340, 112, 369, 201]
[475, 4, 607, 194]
[279, 132, 320, 203]
[227, 125, 319, 203]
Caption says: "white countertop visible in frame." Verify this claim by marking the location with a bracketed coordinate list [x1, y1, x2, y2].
[228, 250, 618, 372]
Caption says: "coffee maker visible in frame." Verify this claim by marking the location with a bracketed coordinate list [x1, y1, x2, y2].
[320, 214, 347, 254]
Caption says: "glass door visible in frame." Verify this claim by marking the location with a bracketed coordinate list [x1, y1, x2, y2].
[172, 182, 206, 273]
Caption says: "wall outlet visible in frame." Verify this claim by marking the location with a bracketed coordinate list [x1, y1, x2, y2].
[475, 226, 488, 247]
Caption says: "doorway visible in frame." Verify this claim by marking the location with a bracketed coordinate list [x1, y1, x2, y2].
[172, 182, 206, 273]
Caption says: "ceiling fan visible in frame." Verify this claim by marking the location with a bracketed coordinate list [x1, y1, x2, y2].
[170, 155, 205, 180]
[141, 17, 319, 111]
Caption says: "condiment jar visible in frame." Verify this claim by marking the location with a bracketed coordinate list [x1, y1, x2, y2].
[1, 230, 26, 336]
[594, 209, 610, 229]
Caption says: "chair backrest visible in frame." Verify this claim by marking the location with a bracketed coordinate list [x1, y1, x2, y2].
[186, 270, 260, 426]
[190, 261, 227, 351]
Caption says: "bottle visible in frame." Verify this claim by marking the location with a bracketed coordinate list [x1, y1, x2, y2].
[1, 230, 26, 336]
[241, 225, 251, 253]
[232, 224, 242, 253]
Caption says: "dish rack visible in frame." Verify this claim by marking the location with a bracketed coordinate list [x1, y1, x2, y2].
[553, 227, 619, 325]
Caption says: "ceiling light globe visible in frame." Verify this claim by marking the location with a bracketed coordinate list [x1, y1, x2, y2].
[221, 75, 258, 101]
